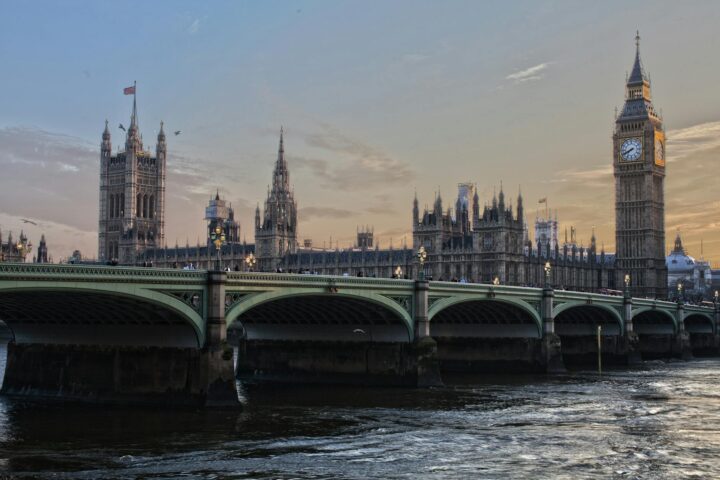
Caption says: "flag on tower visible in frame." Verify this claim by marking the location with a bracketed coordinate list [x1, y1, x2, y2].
[123, 85, 136, 95]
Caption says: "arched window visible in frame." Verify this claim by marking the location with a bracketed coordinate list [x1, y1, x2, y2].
[137, 194, 142, 218]
[120, 193, 125, 216]
[143, 194, 148, 218]
[109, 195, 114, 218]
[149, 196, 155, 218]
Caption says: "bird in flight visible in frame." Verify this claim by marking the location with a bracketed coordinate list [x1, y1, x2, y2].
[118, 123, 126, 131]
[174, 130, 181, 136]
[21, 219, 38, 226]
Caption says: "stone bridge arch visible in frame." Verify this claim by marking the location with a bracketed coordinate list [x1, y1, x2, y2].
[683, 312, 715, 334]
[428, 297, 542, 338]
[226, 290, 414, 343]
[631, 307, 677, 335]
[0, 284, 205, 348]
[553, 303, 624, 336]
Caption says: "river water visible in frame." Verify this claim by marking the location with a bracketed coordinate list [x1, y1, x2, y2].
[0, 346, 719, 479]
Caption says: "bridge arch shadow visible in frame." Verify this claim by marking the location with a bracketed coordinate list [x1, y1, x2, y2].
[684, 313, 714, 334]
[632, 308, 677, 336]
[428, 298, 542, 338]
[0, 288, 203, 348]
[554, 303, 623, 336]
[226, 292, 413, 343]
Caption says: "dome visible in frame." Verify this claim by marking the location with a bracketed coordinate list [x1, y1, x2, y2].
[666, 250, 695, 273]
[666, 232, 695, 273]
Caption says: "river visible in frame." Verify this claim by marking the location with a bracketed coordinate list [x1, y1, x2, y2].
[0, 346, 719, 479]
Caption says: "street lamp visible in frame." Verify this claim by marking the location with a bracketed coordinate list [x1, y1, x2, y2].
[544, 261, 551, 288]
[395, 265, 402, 279]
[210, 224, 226, 271]
[624, 273, 631, 297]
[417, 245, 427, 281]
[16, 241, 32, 263]
[677, 281, 683, 303]
[715, 290, 719, 305]
[493, 276, 500, 286]
[244, 252, 256, 272]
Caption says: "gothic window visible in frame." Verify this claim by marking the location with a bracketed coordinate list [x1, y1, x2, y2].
[136, 194, 142, 218]
[143, 194, 148, 218]
[120, 193, 125, 216]
[109, 195, 114, 218]
[149, 196, 155, 218]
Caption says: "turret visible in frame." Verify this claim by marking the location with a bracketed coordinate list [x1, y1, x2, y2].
[433, 191, 443, 222]
[255, 203, 261, 230]
[498, 182, 505, 213]
[101, 120, 111, 156]
[413, 192, 419, 225]
[156, 120, 166, 154]
[472, 188, 480, 227]
[516, 187, 524, 224]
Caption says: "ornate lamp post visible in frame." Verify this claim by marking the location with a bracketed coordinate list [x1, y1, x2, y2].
[493, 276, 500, 286]
[16, 241, 32, 263]
[543, 261, 552, 289]
[210, 225, 226, 271]
[395, 265, 402, 279]
[624, 273, 631, 298]
[244, 252, 256, 272]
[677, 281, 683, 304]
[715, 290, 719, 306]
[417, 245, 427, 281]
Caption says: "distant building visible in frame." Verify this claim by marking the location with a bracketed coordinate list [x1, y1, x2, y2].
[98, 94, 166, 265]
[205, 192, 240, 246]
[0, 230, 32, 263]
[666, 233, 711, 300]
[35, 234, 48, 263]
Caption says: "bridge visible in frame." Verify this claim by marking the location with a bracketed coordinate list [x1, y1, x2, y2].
[0, 264, 717, 406]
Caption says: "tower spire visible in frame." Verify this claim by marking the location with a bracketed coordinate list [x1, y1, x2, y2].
[129, 81, 138, 130]
[627, 31, 648, 86]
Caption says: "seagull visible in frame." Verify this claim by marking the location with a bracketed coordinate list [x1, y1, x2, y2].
[21, 218, 38, 226]
[118, 123, 126, 131]
[174, 130, 181, 136]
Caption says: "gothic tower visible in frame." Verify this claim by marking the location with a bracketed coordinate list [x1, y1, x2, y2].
[98, 91, 166, 264]
[613, 32, 667, 298]
[255, 128, 298, 271]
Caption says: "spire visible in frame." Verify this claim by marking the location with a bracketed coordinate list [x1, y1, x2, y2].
[103, 119, 110, 139]
[158, 120, 166, 141]
[627, 31, 648, 86]
[673, 231, 684, 254]
[215, 189, 220, 201]
[498, 181, 505, 211]
[272, 126, 289, 192]
[129, 81, 138, 130]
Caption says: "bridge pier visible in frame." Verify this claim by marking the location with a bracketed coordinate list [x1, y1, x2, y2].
[541, 287, 565, 373]
[622, 294, 642, 365]
[413, 279, 442, 387]
[674, 302, 693, 360]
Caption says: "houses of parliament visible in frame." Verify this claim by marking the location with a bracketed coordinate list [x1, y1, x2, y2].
[96, 34, 673, 298]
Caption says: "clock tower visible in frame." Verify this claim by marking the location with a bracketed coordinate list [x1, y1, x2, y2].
[613, 32, 667, 298]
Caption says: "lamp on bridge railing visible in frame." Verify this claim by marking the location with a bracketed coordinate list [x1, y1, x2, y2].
[417, 246, 427, 281]
[210, 225, 226, 271]
[492, 276, 500, 286]
[715, 290, 719, 306]
[394, 265, 402, 279]
[543, 261, 551, 289]
[677, 281, 684, 304]
[624, 274, 631, 297]
[244, 253, 256, 272]
[16, 241, 32, 263]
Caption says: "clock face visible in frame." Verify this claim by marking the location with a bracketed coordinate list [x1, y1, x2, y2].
[655, 138, 665, 165]
[621, 138, 642, 161]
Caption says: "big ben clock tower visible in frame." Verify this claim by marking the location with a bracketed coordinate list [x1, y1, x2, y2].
[613, 32, 667, 298]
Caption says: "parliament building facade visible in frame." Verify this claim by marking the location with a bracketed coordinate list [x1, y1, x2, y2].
[128, 35, 670, 297]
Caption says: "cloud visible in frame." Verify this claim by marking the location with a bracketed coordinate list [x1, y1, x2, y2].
[506, 63, 551, 84]
[400, 53, 429, 65]
[187, 18, 201, 34]
[299, 206, 356, 221]
[291, 126, 415, 191]
[666, 121, 720, 163]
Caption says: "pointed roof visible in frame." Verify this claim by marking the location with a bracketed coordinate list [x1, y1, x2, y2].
[627, 31, 648, 86]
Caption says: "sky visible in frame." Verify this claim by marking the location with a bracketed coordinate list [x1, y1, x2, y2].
[0, 1, 719, 264]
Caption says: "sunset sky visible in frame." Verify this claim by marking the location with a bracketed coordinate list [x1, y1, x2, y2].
[1, 1, 719, 264]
